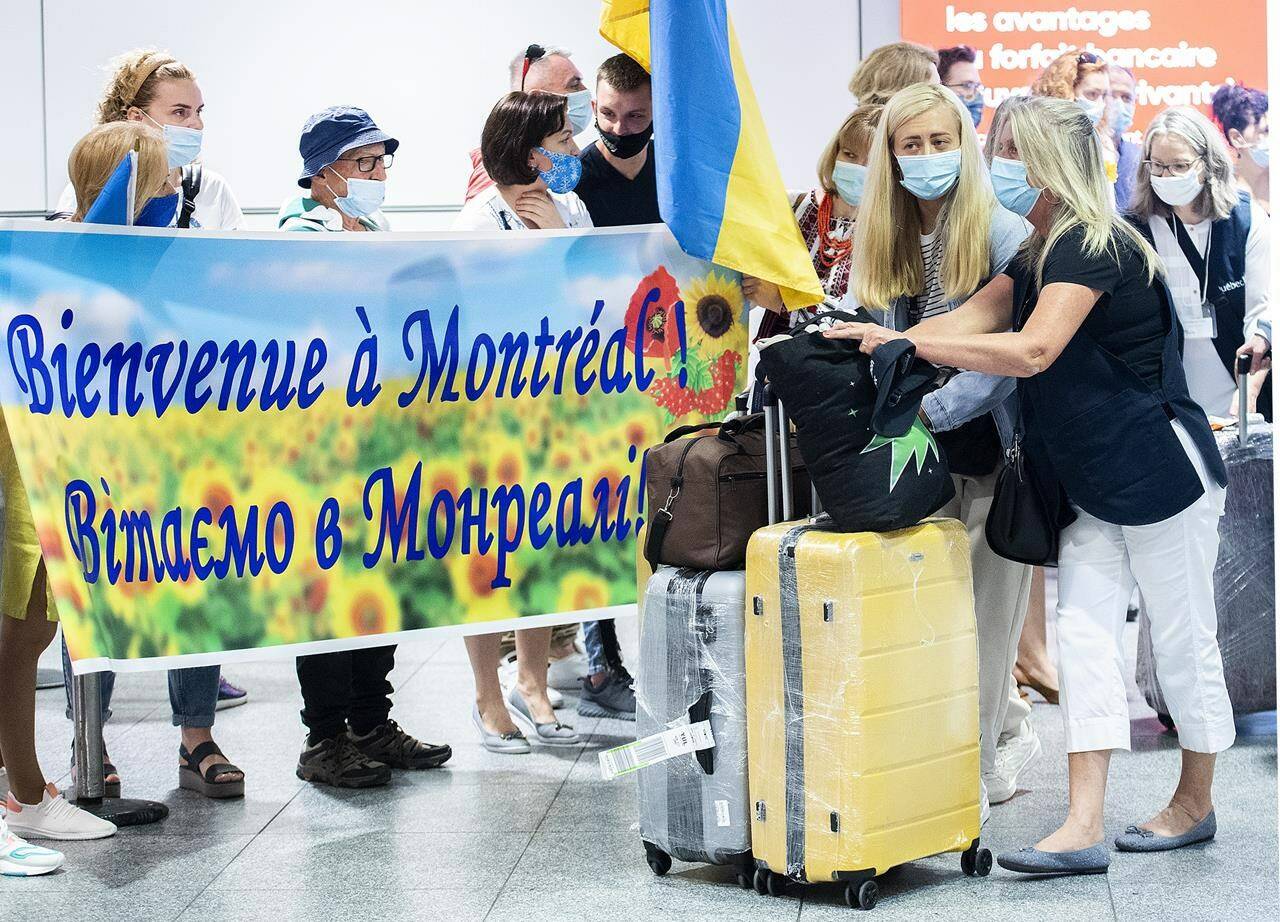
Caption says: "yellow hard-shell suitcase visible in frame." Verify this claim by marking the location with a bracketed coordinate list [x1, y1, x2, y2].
[744, 504, 989, 906]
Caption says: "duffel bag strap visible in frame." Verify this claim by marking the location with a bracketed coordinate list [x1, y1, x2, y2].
[643, 475, 681, 572]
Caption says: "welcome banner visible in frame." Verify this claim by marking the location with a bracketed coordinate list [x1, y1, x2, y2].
[0, 222, 747, 673]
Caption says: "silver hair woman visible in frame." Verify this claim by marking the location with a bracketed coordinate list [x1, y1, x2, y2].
[825, 94, 1234, 876]
[1128, 106, 1271, 418]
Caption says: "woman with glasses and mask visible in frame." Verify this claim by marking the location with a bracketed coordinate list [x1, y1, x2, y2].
[850, 83, 1035, 824]
[1212, 83, 1270, 214]
[940, 45, 986, 129]
[1129, 107, 1271, 420]
[1032, 50, 1118, 195]
[826, 94, 1234, 876]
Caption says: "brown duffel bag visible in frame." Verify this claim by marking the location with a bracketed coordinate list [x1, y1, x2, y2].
[643, 414, 809, 572]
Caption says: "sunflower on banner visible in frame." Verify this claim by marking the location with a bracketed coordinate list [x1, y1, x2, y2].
[626, 267, 747, 422]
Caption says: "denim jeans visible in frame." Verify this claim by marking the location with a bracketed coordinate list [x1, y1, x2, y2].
[61, 635, 222, 728]
[582, 619, 623, 676]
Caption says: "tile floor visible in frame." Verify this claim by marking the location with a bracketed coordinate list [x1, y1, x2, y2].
[6, 617, 1276, 922]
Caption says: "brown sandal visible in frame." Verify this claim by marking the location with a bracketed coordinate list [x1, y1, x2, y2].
[1013, 665, 1060, 705]
[178, 741, 244, 799]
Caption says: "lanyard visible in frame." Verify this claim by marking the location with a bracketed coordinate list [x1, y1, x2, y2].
[1165, 215, 1212, 306]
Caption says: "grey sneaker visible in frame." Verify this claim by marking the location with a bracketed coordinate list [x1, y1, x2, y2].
[578, 670, 637, 721]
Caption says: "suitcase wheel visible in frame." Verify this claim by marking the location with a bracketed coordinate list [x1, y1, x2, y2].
[961, 841, 993, 878]
[844, 879, 879, 910]
[643, 844, 672, 877]
[764, 870, 788, 897]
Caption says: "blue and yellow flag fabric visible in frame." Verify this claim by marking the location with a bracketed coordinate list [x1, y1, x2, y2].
[600, 0, 824, 309]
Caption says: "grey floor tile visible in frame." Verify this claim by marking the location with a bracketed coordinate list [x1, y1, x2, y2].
[207, 831, 529, 893]
[486, 882, 798, 922]
[179, 888, 492, 922]
[263, 778, 560, 834]
[0, 890, 193, 922]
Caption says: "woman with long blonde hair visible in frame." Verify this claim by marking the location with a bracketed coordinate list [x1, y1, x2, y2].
[827, 94, 1233, 875]
[853, 82, 1037, 821]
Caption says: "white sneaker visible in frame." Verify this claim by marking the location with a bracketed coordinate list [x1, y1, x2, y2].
[984, 721, 1042, 804]
[546, 644, 588, 692]
[979, 778, 991, 827]
[498, 652, 566, 709]
[0, 817, 64, 876]
[5, 785, 117, 841]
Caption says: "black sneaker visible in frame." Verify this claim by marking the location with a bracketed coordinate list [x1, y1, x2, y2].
[578, 669, 637, 720]
[348, 719, 452, 770]
[296, 734, 392, 788]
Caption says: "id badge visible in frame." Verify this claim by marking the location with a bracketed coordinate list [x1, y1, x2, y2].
[1182, 300, 1218, 340]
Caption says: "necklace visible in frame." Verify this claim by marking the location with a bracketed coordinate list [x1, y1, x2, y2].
[816, 192, 854, 269]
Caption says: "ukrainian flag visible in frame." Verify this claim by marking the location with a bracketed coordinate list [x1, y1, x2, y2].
[601, 0, 823, 309]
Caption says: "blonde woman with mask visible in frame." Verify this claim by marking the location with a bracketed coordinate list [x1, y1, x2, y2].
[747, 104, 883, 334]
[852, 82, 1035, 822]
[827, 94, 1233, 876]
[1129, 106, 1271, 420]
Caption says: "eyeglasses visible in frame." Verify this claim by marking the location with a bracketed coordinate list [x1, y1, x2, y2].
[1143, 157, 1200, 177]
[946, 81, 984, 100]
[335, 153, 394, 172]
[521, 43, 546, 91]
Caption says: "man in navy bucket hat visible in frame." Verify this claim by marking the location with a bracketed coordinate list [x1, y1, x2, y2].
[277, 106, 400, 232]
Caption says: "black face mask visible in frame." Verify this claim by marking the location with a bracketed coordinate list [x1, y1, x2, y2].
[596, 121, 653, 159]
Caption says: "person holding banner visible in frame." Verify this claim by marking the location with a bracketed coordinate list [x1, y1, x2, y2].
[847, 41, 940, 106]
[453, 90, 589, 752]
[1212, 84, 1270, 214]
[0, 123, 191, 846]
[1128, 107, 1272, 420]
[851, 83, 1035, 820]
[282, 106, 453, 786]
[1031, 51, 1119, 196]
[827, 93, 1234, 876]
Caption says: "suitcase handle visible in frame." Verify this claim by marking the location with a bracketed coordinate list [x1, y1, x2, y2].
[1237, 353, 1252, 447]
[688, 687, 714, 775]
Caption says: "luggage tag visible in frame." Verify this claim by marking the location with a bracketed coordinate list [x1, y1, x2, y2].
[598, 720, 716, 781]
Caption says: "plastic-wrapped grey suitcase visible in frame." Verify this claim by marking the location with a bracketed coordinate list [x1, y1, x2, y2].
[635, 566, 754, 883]
[1137, 413, 1275, 723]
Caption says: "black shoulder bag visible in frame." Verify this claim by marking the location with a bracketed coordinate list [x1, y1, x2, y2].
[178, 163, 203, 229]
[985, 277, 1058, 566]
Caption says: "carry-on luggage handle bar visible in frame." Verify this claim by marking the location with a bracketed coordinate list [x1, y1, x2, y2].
[1237, 354, 1251, 447]
[761, 382, 793, 524]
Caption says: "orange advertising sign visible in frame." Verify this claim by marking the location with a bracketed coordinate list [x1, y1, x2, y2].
[902, 1, 1267, 131]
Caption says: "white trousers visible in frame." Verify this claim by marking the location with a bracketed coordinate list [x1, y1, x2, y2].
[937, 471, 1035, 774]
[1055, 421, 1235, 754]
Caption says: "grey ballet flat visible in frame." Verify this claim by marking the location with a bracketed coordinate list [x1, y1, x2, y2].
[506, 686, 581, 747]
[472, 706, 531, 754]
[997, 844, 1111, 875]
[1115, 810, 1216, 852]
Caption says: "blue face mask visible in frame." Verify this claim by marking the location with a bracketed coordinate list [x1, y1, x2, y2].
[326, 171, 386, 218]
[535, 146, 583, 194]
[1077, 95, 1107, 126]
[146, 114, 202, 169]
[136, 191, 180, 227]
[1108, 99, 1135, 136]
[964, 97, 985, 129]
[896, 149, 963, 201]
[990, 156, 1041, 218]
[1250, 143, 1270, 170]
[832, 160, 868, 206]
[565, 89, 593, 135]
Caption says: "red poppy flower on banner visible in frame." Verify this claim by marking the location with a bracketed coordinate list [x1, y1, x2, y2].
[625, 266, 682, 360]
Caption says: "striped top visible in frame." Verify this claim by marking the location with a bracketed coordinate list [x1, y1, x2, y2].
[909, 226, 950, 326]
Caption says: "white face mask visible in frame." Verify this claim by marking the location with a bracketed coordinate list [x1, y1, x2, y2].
[1076, 95, 1107, 126]
[1150, 165, 1204, 207]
